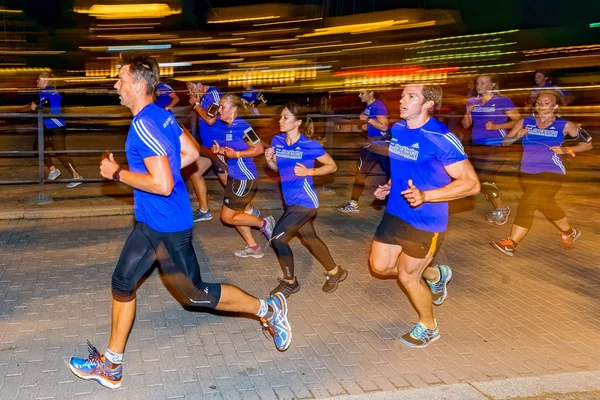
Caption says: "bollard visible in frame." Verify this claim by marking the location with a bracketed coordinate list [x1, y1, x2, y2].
[31, 108, 53, 204]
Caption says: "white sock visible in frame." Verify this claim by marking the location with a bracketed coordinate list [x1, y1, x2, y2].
[349, 200, 358, 206]
[256, 298, 269, 318]
[244, 207, 254, 215]
[104, 348, 123, 365]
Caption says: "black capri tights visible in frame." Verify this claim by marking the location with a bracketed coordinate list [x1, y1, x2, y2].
[112, 222, 221, 307]
[270, 205, 337, 280]
[513, 172, 567, 230]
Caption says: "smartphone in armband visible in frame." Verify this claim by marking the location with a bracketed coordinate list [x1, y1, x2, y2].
[207, 103, 219, 118]
[243, 127, 261, 145]
[578, 127, 593, 143]
[257, 93, 266, 104]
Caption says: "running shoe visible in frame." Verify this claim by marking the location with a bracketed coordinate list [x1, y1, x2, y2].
[260, 215, 276, 240]
[68, 341, 122, 389]
[485, 209, 500, 224]
[322, 267, 348, 293]
[486, 207, 511, 225]
[234, 245, 264, 259]
[270, 277, 300, 297]
[47, 169, 61, 180]
[337, 202, 359, 213]
[559, 228, 581, 250]
[491, 237, 516, 256]
[426, 265, 452, 306]
[66, 176, 83, 188]
[262, 293, 292, 351]
[399, 321, 440, 348]
[193, 209, 213, 222]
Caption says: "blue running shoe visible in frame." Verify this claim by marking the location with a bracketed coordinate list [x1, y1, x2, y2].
[399, 321, 440, 348]
[426, 265, 452, 306]
[193, 209, 213, 222]
[68, 341, 123, 389]
[262, 292, 292, 351]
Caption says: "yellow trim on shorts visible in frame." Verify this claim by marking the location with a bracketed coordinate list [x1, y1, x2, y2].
[428, 232, 439, 256]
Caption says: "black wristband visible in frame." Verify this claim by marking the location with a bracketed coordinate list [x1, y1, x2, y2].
[113, 167, 123, 182]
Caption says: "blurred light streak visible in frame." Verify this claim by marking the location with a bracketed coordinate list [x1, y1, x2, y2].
[150, 37, 210, 43]
[174, 49, 237, 55]
[229, 49, 298, 57]
[92, 34, 177, 40]
[238, 38, 299, 46]
[523, 44, 600, 56]
[232, 28, 299, 36]
[180, 38, 245, 44]
[159, 62, 192, 67]
[231, 41, 369, 57]
[421, 29, 519, 43]
[271, 40, 340, 49]
[254, 17, 322, 26]
[106, 44, 171, 51]
[0, 50, 65, 54]
[189, 59, 244, 64]
[96, 23, 160, 27]
[408, 38, 501, 50]
[0, 8, 22, 13]
[590, 22, 600, 28]
[406, 50, 517, 62]
[208, 16, 280, 24]
[0, 68, 51, 73]
[335, 66, 422, 76]
[233, 59, 307, 67]
[271, 50, 342, 58]
[365, 20, 436, 33]
[342, 42, 418, 53]
[417, 42, 516, 54]
[73, 4, 180, 19]
[298, 20, 408, 37]
[90, 26, 155, 31]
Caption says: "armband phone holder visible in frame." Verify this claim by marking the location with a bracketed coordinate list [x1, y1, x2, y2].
[578, 126, 592, 143]
[207, 103, 219, 118]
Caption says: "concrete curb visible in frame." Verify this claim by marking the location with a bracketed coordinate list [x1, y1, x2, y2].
[329, 370, 600, 399]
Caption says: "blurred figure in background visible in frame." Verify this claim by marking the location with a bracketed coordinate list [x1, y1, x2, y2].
[154, 80, 179, 112]
[338, 89, 390, 214]
[241, 82, 267, 115]
[526, 70, 573, 111]
[27, 72, 83, 188]
[186, 81, 227, 222]
[492, 91, 592, 256]
[462, 74, 520, 225]
[212, 94, 276, 258]
[466, 78, 477, 99]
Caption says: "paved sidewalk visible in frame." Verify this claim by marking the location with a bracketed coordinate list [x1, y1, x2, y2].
[1, 189, 600, 399]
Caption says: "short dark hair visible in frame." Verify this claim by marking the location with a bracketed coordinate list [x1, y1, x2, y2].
[120, 53, 159, 96]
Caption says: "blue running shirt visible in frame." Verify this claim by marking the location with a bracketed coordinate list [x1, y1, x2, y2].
[154, 82, 175, 109]
[364, 99, 388, 138]
[126, 103, 193, 232]
[467, 93, 516, 146]
[272, 133, 325, 209]
[198, 86, 223, 147]
[39, 86, 65, 129]
[216, 116, 258, 180]
[241, 88, 264, 107]
[387, 118, 467, 233]
[520, 116, 568, 175]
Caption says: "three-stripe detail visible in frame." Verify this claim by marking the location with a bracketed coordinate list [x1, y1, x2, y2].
[133, 119, 167, 156]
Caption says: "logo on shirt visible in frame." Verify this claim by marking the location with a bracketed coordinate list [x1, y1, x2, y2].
[411, 143, 420, 149]
[224, 198, 230, 204]
[276, 149, 303, 159]
[526, 125, 558, 137]
[162, 116, 174, 128]
[226, 133, 233, 141]
[389, 143, 419, 160]
[474, 105, 496, 113]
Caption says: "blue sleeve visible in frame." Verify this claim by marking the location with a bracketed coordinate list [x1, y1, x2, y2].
[159, 83, 174, 95]
[433, 133, 468, 166]
[130, 117, 174, 159]
[308, 140, 326, 159]
[372, 101, 388, 117]
[201, 89, 221, 110]
[500, 96, 515, 111]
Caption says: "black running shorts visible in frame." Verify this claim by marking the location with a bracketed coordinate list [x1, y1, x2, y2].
[374, 212, 444, 259]
[223, 176, 258, 212]
[200, 145, 228, 175]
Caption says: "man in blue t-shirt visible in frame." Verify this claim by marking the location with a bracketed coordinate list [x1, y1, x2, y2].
[154, 81, 179, 112]
[338, 90, 390, 213]
[241, 83, 266, 115]
[369, 84, 480, 348]
[67, 54, 292, 390]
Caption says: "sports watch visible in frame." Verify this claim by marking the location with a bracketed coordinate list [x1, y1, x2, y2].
[113, 167, 123, 182]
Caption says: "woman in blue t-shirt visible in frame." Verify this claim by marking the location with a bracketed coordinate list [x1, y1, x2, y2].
[492, 91, 592, 256]
[265, 103, 346, 297]
[212, 94, 276, 258]
[462, 74, 521, 225]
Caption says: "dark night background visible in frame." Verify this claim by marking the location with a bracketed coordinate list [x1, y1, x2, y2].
[14, 0, 600, 32]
